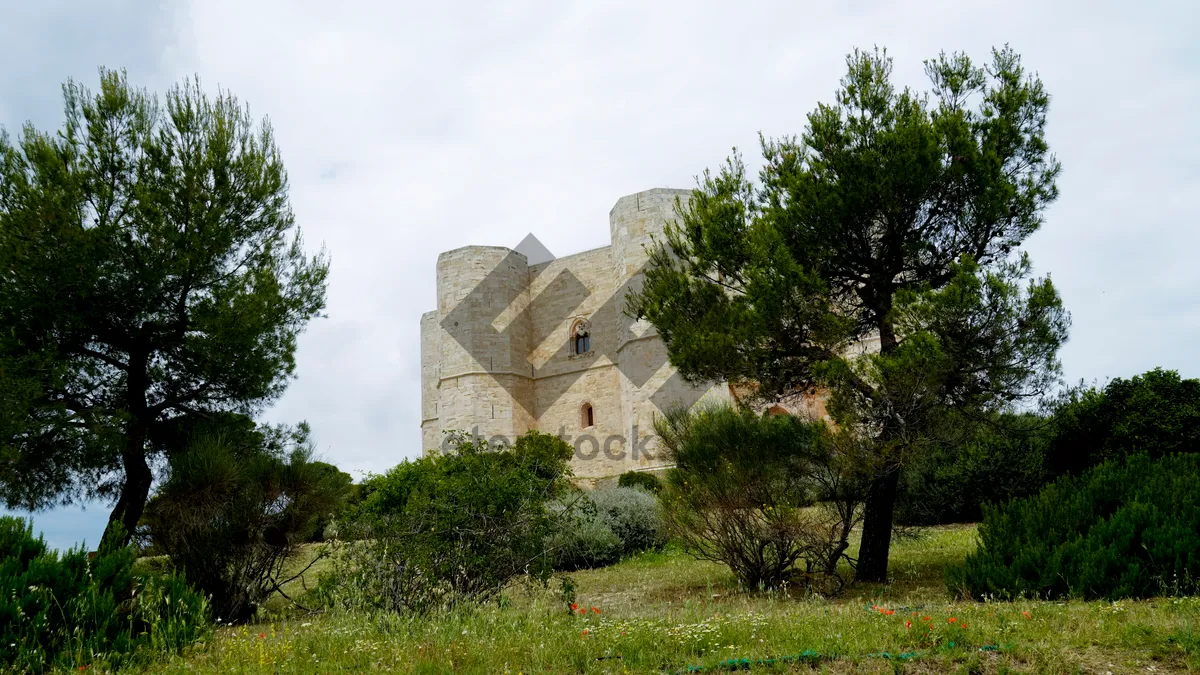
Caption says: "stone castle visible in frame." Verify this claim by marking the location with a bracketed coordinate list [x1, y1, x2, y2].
[420, 188, 832, 480]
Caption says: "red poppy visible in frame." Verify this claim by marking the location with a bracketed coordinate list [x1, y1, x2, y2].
[912, 611, 918, 616]
[884, 609, 895, 615]
[581, 629, 589, 636]
[948, 617, 957, 623]
[1022, 611, 1031, 618]
[905, 620, 912, 629]
[571, 603, 578, 611]
[257, 632, 265, 640]
[922, 616, 930, 621]
[961, 622, 968, 629]
[592, 607, 600, 614]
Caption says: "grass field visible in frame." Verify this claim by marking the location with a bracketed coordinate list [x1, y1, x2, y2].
[139, 525, 1200, 674]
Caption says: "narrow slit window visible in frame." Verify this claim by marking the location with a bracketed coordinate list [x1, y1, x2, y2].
[581, 403, 594, 428]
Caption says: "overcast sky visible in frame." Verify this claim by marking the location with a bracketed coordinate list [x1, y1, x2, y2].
[2, 0, 1197, 550]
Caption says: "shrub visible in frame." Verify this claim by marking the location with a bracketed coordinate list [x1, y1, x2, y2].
[142, 422, 350, 622]
[896, 413, 1048, 525]
[0, 518, 209, 672]
[1046, 368, 1200, 477]
[617, 470, 662, 493]
[592, 485, 668, 555]
[307, 461, 355, 542]
[655, 404, 856, 592]
[549, 486, 667, 570]
[948, 453, 1200, 600]
[547, 498, 622, 570]
[318, 430, 573, 614]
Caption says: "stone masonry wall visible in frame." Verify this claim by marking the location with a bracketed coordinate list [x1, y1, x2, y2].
[420, 188, 841, 479]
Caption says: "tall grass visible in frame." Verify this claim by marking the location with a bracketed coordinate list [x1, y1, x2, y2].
[139, 526, 1200, 674]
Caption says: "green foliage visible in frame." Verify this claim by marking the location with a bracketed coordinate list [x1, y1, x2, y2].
[307, 461, 355, 542]
[949, 453, 1200, 600]
[549, 486, 667, 570]
[0, 517, 209, 672]
[655, 404, 856, 592]
[547, 498, 622, 571]
[592, 485, 668, 555]
[318, 430, 573, 614]
[617, 470, 663, 493]
[141, 422, 350, 622]
[896, 413, 1048, 525]
[628, 45, 1068, 581]
[0, 68, 329, 544]
[1046, 368, 1200, 477]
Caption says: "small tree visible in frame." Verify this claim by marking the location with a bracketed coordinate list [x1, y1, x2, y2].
[656, 404, 856, 592]
[630, 46, 1068, 581]
[141, 422, 349, 622]
[1046, 368, 1200, 477]
[320, 430, 574, 614]
[896, 411, 1048, 525]
[0, 69, 328, 546]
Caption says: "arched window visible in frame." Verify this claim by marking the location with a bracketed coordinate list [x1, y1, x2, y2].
[570, 319, 591, 355]
[581, 402, 594, 428]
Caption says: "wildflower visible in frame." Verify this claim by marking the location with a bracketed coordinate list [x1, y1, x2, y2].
[905, 621, 912, 629]
[591, 607, 600, 614]
[258, 633, 265, 640]
[571, 603, 578, 611]
[948, 617, 957, 623]
[922, 616, 931, 621]
[581, 629, 589, 636]
[1022, 610, 1030, 618]
[884, 609, 895, 615]
[961, 622, 968, 629]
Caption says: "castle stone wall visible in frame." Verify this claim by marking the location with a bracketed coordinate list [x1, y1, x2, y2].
[419, 188, 782, 477]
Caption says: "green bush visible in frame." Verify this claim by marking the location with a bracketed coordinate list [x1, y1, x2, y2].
[318, 430, 574, 614]
[1046, 368, 1200, 477]
[592, 485, 667, 554]
[655, 404, 858, 592]
[617, 470, 662, 493]
[896, 413, 1048, 525]
[948, 453, 1200, 600]
[0, 517, 209, 672]
[142, 422, 350, 622]
[549, 486, 667, 570]
[547, 497, 622, 570]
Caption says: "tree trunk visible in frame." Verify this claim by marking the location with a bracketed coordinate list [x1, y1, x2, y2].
[102, 347, 152, 551]
[854, 308, 901, 583]
[855, 464, 900, 583]
[102, 441, 153, 550]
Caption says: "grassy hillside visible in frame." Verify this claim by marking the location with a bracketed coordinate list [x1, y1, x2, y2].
[137, 525, 1199, 673]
